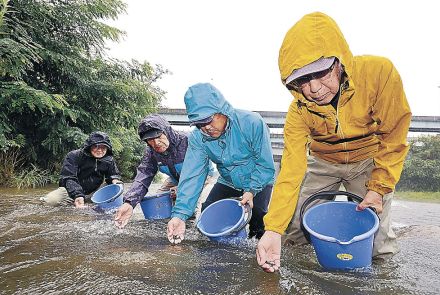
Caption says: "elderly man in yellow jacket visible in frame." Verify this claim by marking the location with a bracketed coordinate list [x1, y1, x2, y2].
[257, 12, 411, 272]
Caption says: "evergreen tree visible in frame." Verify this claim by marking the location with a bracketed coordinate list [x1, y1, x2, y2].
[0, 0, 167, 183]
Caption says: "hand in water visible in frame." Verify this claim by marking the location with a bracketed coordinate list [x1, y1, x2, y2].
[167, 217, 186, 245]
[74, 197, 86, 208]
[256, 231, 281, 273]
[170, 186, 177, 199]
[114, 203, 133, 229]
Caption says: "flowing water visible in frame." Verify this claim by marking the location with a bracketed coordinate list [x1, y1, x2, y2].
[0, 185, 439, 295]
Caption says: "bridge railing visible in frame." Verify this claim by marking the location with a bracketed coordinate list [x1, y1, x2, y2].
[158, 108, 440, 162]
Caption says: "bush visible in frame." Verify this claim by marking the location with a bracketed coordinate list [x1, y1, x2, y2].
[8, 164, 57, 189]
[110, 127, 145, 180]
[0, 0, 166, 187]
[397, 135, 440, 191]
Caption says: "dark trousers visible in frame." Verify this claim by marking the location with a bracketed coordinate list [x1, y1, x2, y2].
[201, 182, 273, 239]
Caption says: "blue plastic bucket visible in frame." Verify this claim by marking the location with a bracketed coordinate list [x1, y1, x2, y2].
[303, 201, 379, 270]
[91, 184, 123, 211]
[196, 199, 251, 243]
[140, 191, 172, 219]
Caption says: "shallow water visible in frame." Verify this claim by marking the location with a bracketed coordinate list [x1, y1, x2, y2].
[0, 186, 439, 295]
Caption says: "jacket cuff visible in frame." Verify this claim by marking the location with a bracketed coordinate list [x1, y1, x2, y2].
[171, 212, 190, 221]
[264, 225, 285, 235]
[366, 180, 393, 196]
[247, 188, 260, 197]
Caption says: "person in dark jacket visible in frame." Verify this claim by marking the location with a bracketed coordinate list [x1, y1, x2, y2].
[41, 131, 122, 208]
[114, 114, 215, 229]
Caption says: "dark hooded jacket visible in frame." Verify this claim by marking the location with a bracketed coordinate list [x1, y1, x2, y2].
[123, 114, 189, 207]
[59, 131, 121, 199]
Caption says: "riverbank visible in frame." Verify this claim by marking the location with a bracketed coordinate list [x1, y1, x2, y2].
[395, 191, 440, 203]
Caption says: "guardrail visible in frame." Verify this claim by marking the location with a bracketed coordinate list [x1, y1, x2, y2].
[158, 108, 440, 163]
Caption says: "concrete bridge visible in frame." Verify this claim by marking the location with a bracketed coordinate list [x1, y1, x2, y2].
[158, 108, 440, 162]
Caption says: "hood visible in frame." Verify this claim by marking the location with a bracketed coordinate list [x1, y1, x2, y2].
[278, 12, 354, 98]
[184, 83, 235, 123]
[138, 114, 180, 146]
[83, 131, 113, 155]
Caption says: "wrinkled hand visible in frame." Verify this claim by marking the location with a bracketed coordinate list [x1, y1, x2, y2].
[167, 217, 186, 245]
[256, 231, 281, 273]
[356, 190, 383, 214]
[240, 191, 254, 208]
[170, 186, 178, 199]
[114, 203, 133, 229]
[74, 197, 86, 208]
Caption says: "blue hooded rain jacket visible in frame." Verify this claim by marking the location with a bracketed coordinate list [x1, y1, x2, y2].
[171, 83, 275, 221]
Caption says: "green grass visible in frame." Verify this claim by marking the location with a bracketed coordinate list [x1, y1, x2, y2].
[395, 191, 440, 203]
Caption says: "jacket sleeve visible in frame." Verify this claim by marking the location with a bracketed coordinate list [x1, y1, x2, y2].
[123, 149, 158, 207]
[247, 116, 275, 195]
[59, 151, 85, 200]
[104, 157, 122, 184]
[367, 59, 411, 196]
[263, 102, 310, 234]
[171, 132, 210, 221]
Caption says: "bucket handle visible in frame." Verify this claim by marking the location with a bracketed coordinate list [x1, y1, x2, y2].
[299, 191, 364, 220]
[196, 200, 252, 236]
[299, 190, 376, 242]
[234, 203, 253, 233]
[141, 190, 171, 201]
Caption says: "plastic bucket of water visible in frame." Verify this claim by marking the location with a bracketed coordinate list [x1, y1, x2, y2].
[300, 191, 379, 270]
[91, 184, 123, 211]
[196, 199, 252, 243]
[140, 191, 172, 219]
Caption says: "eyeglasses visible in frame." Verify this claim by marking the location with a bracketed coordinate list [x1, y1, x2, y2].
[194, 115, 214, 129]
[286, 62, 336, 91]
[91, 144, 108, 150]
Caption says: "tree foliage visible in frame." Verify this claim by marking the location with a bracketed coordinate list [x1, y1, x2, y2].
[397, 135, 440, 192]
[0, 0, 168, 184]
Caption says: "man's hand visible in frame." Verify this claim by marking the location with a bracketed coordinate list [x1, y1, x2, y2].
[74, 197, 86, 208]
[114, 203, 133, 229]
[167, 217, 186, 245]
[112, 179, 124, 186]
[356, 190, 383, 214]
[170, 186, 178, 199]
[256, 231, 281, 273]
[240, 191, 254, 208]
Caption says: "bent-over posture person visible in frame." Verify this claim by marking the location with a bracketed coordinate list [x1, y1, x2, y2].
[257, 12, 411, 272]
[114, 114, 215, 228]
[167, 83, 275, 244]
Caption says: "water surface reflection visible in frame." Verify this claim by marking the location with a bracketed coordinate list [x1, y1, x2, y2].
[0, 187, 439, 294]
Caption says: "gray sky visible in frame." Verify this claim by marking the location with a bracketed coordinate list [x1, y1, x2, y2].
[108, 0, 440, 116]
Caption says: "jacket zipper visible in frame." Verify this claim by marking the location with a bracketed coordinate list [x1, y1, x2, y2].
[336, 83, 348, 163]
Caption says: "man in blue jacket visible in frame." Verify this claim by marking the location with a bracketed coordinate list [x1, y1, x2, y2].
[167, 83, 275, 244]
[114, 114, 215, 228]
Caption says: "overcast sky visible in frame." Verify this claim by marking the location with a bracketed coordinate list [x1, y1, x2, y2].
[108, 0, 440, 116]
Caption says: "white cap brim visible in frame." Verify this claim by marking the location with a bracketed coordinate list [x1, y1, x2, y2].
[286, 57, 335, 84]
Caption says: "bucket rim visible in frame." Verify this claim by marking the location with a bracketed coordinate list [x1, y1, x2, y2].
[141, 191, 171, 201]
[196, 199, 247, 238]
[302, 201, 379, 244]
[91, 184, 123, 204]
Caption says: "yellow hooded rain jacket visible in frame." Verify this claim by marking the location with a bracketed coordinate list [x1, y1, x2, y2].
[264, 12, 412, 235]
